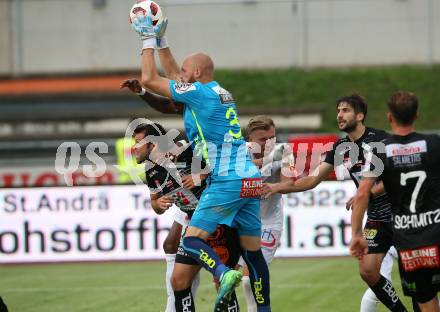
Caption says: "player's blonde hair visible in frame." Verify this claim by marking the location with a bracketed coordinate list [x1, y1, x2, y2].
[246, 115, 275, 136]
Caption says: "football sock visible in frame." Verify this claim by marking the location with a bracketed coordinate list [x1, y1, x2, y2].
[360, 288, 379, 312]
[0, 296, 8, 312]
[182, 236, 229, 279]
[242, 275, 257, 312]
[191, 271, 200, 299]
[370, 276, 407, 312]
[228, 290, 240, 312]
[242, 249, 271, 312]
[165, 254, 176, 312]
[174, 287, 195, 312]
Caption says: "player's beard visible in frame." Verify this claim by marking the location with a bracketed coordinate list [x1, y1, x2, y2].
[338, 119, 357, 133]
[136, 153, 148, 164]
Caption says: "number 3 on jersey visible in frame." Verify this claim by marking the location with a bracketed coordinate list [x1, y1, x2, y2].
[400, 170, 426, 213]
[225, 107, 242, 139]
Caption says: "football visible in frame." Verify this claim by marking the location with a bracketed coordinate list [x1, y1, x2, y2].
[129, 0, 164, 28]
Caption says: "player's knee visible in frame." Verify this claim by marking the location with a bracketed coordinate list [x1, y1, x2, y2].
[171, 271, 192, 291]
[359, 266, 380, 286]
[239, 236, 261, 251]
[163, 239, 178, 254]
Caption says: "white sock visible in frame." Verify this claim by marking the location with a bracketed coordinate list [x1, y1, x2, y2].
[191, 271, 200, 299]
[242, 276, 257, 312]
[165, 254, 176, 312]
[360, 288, 379, 312]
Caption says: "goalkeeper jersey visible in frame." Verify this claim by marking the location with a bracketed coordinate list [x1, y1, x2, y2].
[169, 80, 257, 182]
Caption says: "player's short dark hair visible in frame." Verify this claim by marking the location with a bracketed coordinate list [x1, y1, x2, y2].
[336, 93, 368, 122]
[387, 91, 418, 126]
[133, 122, 166, 137]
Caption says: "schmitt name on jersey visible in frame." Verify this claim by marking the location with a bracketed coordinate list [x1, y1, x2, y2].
[394, 208, 440, 230]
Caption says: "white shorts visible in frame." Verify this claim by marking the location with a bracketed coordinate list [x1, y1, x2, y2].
[380, 246, 398, 280]
[171, 205, 188, 227]
[238, 226, 282, 266]
[260, 226, 282, 265]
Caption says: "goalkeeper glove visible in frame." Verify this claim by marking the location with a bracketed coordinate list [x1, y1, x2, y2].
[156, 18, 169, 49]
[131, 15, 156, 40]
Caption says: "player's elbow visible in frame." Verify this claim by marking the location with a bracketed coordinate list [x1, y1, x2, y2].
[141, 71, 160, 90]
[141, 75, 154, 89]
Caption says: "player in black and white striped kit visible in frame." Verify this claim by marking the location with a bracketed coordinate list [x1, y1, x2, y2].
[262, 94, 407, 312]
[351, 91, 440, 312]
[124, 80, 243, 312]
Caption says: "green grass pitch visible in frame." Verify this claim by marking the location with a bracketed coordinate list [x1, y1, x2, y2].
[0, 257, 413, 311]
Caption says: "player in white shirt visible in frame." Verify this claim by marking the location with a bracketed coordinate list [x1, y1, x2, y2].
[242, 116, 294, 312]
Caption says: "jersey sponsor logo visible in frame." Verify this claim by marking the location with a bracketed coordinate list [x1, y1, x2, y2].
[219, 93, 234, 104]
[182, 294, 193, 312]
[382, 279, 399, 303]
[386, 140, 427, 157]
[261, 229, 277, 248]
[392, 153, 422, 166]
[212, 85, 235, 104]
[399, 245, 440, 272]
[227, 300, 239, 312]
[253, 278, 265, 304]
[363, 228, 378, 240]
[174, 82, 196, 94]
[240, 178, 263, 198]
[199, 250, 216, 268]
[394, 208, 440, 230]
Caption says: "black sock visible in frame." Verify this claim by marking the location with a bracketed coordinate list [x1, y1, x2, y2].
[227, 291, 240, 312]
[174, 287, 195, 312]
[370, 276, 407, 312]
[242, 249, 271, 310]
[411, 297, 421, 312]
[0, 297, 8, 312]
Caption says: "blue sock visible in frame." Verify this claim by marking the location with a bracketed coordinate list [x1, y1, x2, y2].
[182, 236, 229, 279]
[242, 249, 271, 312]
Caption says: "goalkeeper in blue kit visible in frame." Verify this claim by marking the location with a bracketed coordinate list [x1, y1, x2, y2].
[130, 14, 271, 312]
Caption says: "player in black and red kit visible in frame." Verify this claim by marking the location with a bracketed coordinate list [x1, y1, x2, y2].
[351, 91, 440, 312]
[262, 94, 407, 312]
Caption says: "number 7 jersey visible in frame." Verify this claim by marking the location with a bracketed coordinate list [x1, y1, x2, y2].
[378, 132, 440, 249]
[169, 80, 256, 182]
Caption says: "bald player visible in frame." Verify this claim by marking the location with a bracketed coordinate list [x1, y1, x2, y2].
[131, 16, 271, 312]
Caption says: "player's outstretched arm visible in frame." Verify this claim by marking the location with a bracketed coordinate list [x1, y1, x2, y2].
[153, 17, 181, 80]
[121, 79, 182, 114]
[131, 15, 173, 98]
[141, 49, 172, 98]
[350, 177, 376, 259]
[345, 180, 386, 210]
[262, 162, 333, 197]
[158, 48, 181, 81]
